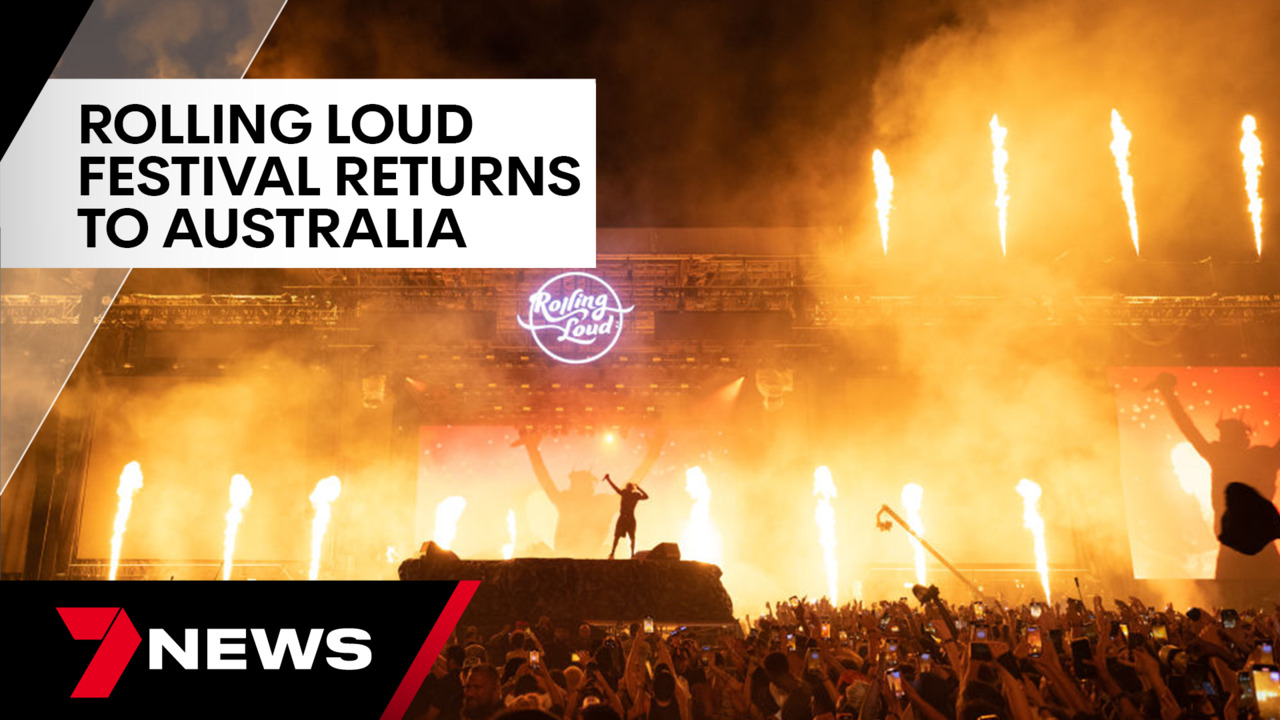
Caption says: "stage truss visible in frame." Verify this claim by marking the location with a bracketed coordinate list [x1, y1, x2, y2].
[4, 257, 1278, 429]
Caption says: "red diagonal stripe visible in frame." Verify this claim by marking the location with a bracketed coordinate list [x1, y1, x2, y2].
[380, 580, 479, 720]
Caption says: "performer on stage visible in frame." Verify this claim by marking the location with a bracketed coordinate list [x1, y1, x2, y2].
[516, 428, 666, 557]
[604, 473, 649, 559]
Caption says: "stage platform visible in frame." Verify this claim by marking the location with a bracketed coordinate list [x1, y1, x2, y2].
[398, 555, 736, 627]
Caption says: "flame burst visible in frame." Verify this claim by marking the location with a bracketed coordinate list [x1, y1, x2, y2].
[901, 483, 927, 585]
[1110, 110, 1140, 256]
[813, 466, 839, 603]
[433, 496, 468, 551]
[681, 467, 722, 564]
[222, 474, 253, 581]
[872, 150, 894, 256]
[108, 461, 144, 581]
[308, 476, 342, 580]
[1016, 478, 1051, 603]
[990, 115, 1010, 256]
[1241, 115, 1264, 257]
[1171, 442, 1214, 530]
[502, 509, 517, 559]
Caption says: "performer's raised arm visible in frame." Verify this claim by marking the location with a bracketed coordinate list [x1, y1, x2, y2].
[634, 485, 649, 501]
[625, 428, 668, 487]
[515, 430, 561, 503]
[1151, 372, 1211, 458]
[603, 473, 623, 494]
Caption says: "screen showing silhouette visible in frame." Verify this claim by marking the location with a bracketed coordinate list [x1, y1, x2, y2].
[416, 426, 729, 560]
[1110, 367, 1280, 579]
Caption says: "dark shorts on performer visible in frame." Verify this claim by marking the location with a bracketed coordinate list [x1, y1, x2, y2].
[614, 514, 636, 538]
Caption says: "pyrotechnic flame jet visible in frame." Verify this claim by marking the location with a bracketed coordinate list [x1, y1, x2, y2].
[813, 466, 839, 604]
[1171, 442, 1214, 530]
[109, 461, 144, 581]
[990, 115, 1010, 256]
[872, 150, 895, 256]
[1110, 110, 1140, 256]
[1015, 478, 1051, 603]
[1241, 115, 1264, 257]
[681, 467, 722, 564]
[308, 476, 342, 580]
[222, 474, 253, 581]
[901, 483, 927, 585]
[502, 509, 517, 559]
[433, 497, 468, 551]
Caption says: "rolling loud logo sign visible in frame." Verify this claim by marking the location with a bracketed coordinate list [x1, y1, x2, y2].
[518, 271, 635, 365]
[57, 607, 371, 698]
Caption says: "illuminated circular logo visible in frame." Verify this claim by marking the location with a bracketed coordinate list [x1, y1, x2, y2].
[517, 271, 634, 364]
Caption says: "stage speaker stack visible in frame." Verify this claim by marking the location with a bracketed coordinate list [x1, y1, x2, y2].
[635, 542, 681, 561]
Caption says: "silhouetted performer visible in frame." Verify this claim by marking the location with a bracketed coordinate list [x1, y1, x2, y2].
[604, 473, 649, 559]
[1152, 372, 1280, 578]
[516, 429, 665, 557]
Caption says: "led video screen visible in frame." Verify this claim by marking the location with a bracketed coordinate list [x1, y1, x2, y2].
[1110, 367, 1279, 579]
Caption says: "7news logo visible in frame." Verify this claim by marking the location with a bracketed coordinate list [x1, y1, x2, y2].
[58, 607, 371, 698]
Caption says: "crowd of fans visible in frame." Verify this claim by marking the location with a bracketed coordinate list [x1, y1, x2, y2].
[409, 586, 1280, 720]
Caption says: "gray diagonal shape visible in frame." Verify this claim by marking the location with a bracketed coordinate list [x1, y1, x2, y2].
[1, 1, 287, 577]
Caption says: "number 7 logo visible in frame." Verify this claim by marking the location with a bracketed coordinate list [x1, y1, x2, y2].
[57, 607, 141, 698]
